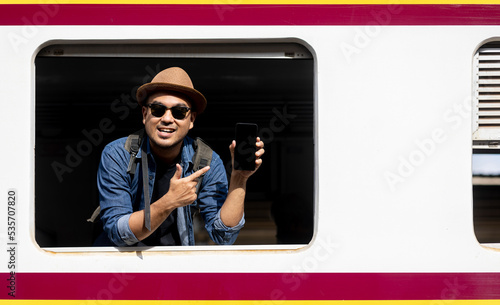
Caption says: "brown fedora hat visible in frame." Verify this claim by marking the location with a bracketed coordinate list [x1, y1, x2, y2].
[136, 67, 207, 114]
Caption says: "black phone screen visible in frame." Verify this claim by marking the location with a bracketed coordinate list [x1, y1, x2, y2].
[234, 123, 258, 170]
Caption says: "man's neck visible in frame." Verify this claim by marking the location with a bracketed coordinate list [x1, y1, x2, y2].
[150, 141, 182, 165]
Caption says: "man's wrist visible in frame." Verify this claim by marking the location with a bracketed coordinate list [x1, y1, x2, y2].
[154, 196, 177, 216]
[230, 171, 249, 186]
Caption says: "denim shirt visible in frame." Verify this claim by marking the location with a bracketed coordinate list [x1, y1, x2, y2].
[97, 135, 245, 247]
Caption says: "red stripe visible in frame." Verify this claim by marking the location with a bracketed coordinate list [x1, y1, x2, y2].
[3, 272, 500, 300]
[1, 4, 500, 26]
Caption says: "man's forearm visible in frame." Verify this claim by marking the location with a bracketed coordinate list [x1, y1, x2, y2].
[219, 137, 264, 228]
[220, 173, 248, 227]
[128, 201, 174, 241]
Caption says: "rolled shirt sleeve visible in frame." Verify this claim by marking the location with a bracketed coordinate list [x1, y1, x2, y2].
[213, 209, 245, 232]
[97, 139, 139, 247]
[116, 214, 139, 245]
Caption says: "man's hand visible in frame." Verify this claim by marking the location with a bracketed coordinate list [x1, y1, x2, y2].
[161, 164, 210, 209]
[129, 164, 210, 241]
[229, 137, 265, 179]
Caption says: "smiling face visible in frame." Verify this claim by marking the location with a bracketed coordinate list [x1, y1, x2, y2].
[142, 91, 196, 163]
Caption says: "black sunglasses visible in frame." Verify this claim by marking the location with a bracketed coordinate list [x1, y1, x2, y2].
[147, 104, 191, 120]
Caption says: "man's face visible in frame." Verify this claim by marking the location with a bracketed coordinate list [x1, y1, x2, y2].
[142, 91, 196, 155]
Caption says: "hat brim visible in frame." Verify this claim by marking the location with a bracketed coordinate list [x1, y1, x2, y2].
[136, 83, 207, 114]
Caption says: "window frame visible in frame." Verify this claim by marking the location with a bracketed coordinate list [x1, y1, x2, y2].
[33, 39, 317, 253]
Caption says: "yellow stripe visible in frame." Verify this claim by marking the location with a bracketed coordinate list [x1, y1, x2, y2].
[3, 301, 500, 305]
[2, 0, 500, 5]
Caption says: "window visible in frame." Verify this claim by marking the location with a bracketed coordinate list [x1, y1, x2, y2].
[35, 41, 315, 249]
[473, 41, 500, 245]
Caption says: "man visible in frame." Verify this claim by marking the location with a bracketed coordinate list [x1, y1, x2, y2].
[96, 67, 264, 246]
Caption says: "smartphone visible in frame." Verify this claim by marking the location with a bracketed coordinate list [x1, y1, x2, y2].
[234, 123, 258, 170]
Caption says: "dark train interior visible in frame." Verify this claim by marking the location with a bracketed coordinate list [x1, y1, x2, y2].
[34, 42, 315, 247]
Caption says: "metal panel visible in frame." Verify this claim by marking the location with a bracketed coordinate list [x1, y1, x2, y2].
[473, 45, 500, 148]
[37, 42, 313, 59]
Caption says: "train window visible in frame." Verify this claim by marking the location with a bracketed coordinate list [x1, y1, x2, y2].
[473, 42, 500, 246]
[34, 41, 315, 250]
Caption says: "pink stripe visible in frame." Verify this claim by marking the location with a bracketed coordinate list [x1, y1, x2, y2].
[2, 272, 500, 300]
[1, 4, 500, 25]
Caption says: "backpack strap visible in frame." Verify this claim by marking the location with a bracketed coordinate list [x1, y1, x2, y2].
[125, 129, 144, 175]
[87, 205, 102, 223]
[192, 137, 213, 195]
[125, 129, 151, 230]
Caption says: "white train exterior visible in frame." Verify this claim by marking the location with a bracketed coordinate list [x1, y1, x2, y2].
[1, 2, 500, 303]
